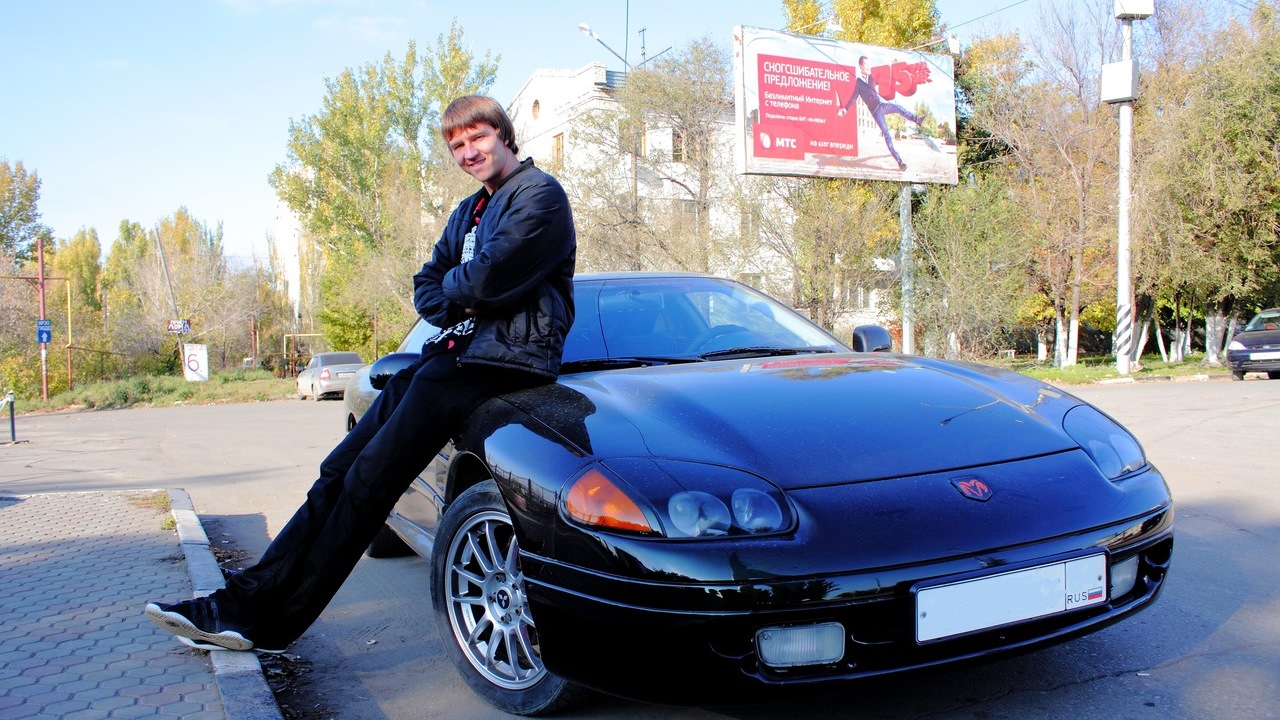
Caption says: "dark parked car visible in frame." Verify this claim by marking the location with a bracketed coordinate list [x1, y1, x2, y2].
[351, 273, 1173, 715]
[296, 351, 364, 400]
[1226, 308, 1280, 380]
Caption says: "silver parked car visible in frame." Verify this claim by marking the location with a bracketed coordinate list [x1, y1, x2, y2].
[296, 351, 365, 401]
[343, 320, 441, 429]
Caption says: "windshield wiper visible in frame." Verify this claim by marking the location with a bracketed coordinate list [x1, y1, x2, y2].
[697, 346, 837, 360]
[560, 356, 703, 372]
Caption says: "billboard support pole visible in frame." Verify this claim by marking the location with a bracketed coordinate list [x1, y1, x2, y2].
[899, 183, 915, 355]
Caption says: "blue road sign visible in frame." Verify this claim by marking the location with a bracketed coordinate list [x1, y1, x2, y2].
[37, 319, 51, 344]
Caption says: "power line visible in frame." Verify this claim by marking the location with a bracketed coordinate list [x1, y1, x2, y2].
[945, 0, 1038, 35]
[1220, 0, 1259, 12]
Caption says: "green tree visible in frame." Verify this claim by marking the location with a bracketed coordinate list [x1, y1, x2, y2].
[913, 178, 1030, 357]
[98, 209, 226, 371]
[272, 20, 499, 352]
[51, 228, 103, 313]
[766, 178, 898, 330]
[778, 0, 940, 336]
[0, 159, 51, 262]
[965, 0, 1121, 367]
[562, 38, 735, 275]
[784, 0, 938, 45]
[1136, 2, 1280, 364]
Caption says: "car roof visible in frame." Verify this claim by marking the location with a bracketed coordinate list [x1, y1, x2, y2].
[573, 271, 720, 283]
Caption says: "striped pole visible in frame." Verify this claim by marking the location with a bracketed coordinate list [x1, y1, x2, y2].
[1115, 17, 1135, 375]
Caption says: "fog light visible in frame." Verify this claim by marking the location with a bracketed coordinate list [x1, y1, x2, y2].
[1110, 555, 1139, 598]
[756, 622, 844, 667]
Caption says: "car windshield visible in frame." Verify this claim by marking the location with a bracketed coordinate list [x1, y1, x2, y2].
[1245, 310, 1280, 332]
[321, 352, 363, 365]
[562, 276, 844, 368]
[396, 319, 442, 353]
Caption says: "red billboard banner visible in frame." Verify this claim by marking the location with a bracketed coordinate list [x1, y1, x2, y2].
[735, 27, 958, 184]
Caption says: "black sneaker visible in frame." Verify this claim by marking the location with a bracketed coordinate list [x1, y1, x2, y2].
[144, 597, 254, 652]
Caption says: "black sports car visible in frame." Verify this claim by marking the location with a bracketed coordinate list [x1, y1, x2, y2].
[1226, 307, 1280, 380]
[350, 273, 1173, 715]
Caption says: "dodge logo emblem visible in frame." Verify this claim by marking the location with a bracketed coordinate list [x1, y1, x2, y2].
[952, 477, 993, 502]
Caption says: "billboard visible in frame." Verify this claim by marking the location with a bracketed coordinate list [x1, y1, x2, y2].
[733, 26, 958, 185]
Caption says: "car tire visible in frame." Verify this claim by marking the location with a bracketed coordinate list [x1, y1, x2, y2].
[1232, 371, 1246, 381]
[1269, 371, 1280, 380]
[430, 481, 583, 716]
[365, 523, 415, 558]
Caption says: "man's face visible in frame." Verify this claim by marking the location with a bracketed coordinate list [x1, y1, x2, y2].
[448, 123, 517, 189]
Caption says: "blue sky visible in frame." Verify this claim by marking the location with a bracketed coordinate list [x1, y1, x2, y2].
[1, 0, 1042, 263]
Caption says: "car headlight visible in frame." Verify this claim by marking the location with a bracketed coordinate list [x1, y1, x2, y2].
[562, 459, 794, 539]
[1062, 405, 1147, 480]
[1228, 340, 1247, 351]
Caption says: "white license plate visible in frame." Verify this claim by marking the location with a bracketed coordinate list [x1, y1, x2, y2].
[916, 554, 1107, 643]
[1250, 351, 1280, 361]
[337, 372, 354, 378]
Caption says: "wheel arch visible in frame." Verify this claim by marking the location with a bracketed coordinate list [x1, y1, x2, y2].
[445, 450, 496, 504]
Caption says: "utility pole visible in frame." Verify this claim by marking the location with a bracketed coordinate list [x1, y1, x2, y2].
[1102, 1, 1152, 374]
[37, 236, 49, 400]
[899, 185, 915, 354]
[2, 266, 72, 400]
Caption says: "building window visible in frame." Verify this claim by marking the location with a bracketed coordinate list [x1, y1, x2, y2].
[531, 99, 540, 120]
[552, 133, 564, 166]
[672, 129, 685, 163]
[676, 198, 698, 223]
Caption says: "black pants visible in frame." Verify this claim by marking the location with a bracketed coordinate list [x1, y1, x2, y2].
[215, 350, 542, 646]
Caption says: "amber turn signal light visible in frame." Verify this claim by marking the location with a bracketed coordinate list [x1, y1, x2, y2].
[565, 468, 655, 533]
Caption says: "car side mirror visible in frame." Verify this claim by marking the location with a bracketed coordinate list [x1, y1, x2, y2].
[851, 325, 893, 353]
[368, 352, 418, 391]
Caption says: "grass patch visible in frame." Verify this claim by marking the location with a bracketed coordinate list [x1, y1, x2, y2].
[14, 369, 298, 413]
[1010, 352, 1230, 385]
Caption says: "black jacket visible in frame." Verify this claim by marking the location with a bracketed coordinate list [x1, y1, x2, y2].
[412, 159, 576, 379]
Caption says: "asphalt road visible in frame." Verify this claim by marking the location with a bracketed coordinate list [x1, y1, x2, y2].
[2, 378, 1278, 720]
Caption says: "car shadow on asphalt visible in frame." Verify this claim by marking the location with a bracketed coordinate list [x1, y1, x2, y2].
[197, 495, 1277, 720]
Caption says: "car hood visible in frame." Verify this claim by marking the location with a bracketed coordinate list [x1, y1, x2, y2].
[506, 353, 1084, 489]
[1233, 329, 1280, 348]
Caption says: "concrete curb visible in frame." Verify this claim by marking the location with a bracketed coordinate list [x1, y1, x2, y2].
[168, 488, 285, 720]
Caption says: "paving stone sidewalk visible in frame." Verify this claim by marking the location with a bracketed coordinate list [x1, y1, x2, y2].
[0, 490, 280, 720]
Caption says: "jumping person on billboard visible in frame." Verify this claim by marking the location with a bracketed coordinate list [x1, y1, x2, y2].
[837, 56, 922, 171]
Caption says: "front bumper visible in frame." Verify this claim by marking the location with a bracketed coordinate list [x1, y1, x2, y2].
[523, 508, 1173, 705]
[1226, 350, 1280, 374]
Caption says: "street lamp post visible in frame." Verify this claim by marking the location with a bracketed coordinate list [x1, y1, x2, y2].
[1102, 0, 1153, 375]
[578, 23, 630, 69]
